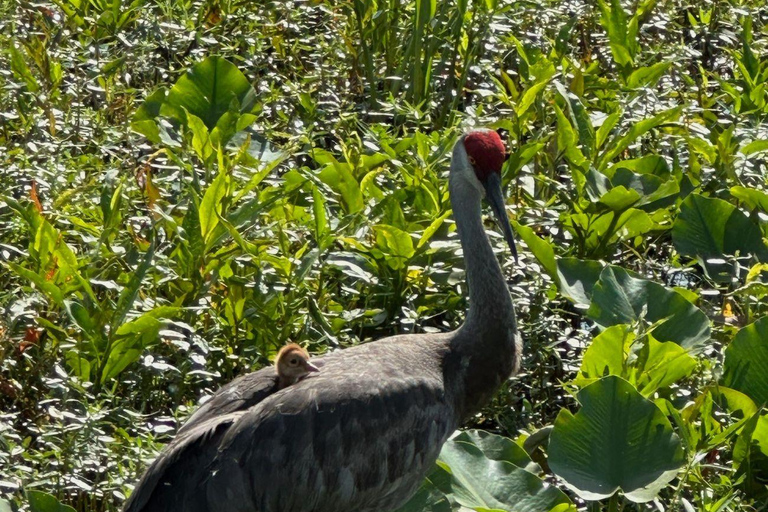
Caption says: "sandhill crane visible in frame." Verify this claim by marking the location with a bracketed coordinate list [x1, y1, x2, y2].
[123, 129, 521, 512]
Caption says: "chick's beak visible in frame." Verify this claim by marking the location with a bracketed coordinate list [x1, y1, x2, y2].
[482, 172, 519, 263]
[304, 361, 320, 373]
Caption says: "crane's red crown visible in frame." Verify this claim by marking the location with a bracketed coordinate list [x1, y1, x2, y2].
[464, 130, 506, 181]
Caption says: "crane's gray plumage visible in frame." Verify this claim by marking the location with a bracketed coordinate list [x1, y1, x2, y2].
[124, 129, 521, 512]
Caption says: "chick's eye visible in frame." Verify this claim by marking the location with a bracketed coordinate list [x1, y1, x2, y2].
[468, 156, 476, 166]
[289, 358, 298, 365]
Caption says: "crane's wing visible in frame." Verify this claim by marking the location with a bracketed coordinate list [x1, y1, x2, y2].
[122, 412, 243, 512]
[177, 365, 278, 435]
[203, 339, 456, 512]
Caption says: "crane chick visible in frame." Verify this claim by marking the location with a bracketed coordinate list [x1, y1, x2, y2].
[275, 343, 319, 389]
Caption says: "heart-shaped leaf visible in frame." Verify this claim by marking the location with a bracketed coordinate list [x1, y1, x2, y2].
[548, 376, 685, 502]
[587, 266, 710, 350]
[672, 194, 768, 281]
[723, 317, 768, 406]
[434, 430, 573, 512]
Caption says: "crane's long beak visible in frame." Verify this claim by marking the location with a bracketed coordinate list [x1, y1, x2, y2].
[483, 172, 519, 263]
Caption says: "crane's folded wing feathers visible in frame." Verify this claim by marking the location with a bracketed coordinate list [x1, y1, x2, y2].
[206, 342, 456, 512]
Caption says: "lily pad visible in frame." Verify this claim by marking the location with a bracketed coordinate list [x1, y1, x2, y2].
[548, 376, 685, 502]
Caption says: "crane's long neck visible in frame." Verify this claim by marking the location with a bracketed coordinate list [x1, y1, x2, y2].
[449, 174, 515, 330]
[448, 170, 519, 420]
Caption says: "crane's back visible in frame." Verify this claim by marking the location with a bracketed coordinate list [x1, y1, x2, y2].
[126, 334, 459, 512]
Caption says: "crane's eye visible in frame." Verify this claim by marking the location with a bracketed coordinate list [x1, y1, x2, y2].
[468, 156, 476, 166]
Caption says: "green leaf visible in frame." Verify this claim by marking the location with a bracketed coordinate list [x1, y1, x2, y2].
[102, 307, 180, 383]
[723, 317, 768, 406]
[598, 186, 641, 211]
[163, 56, 256, 130]
[131, 87, 168, 143]
[672, 194, 768, 281]
[512, 222, 557, 279]
[27, 491, 76, 512]
[741, 140, 768, 156]
[626, 62, 671, 89]
[437, 430, 572, 511]
[110, 240, 155, 334]
[598, 107, 681, 170]
[555, 81, 595, 157]
[716, 387, 758, 418]
[187, 112, 213, 163]
[516, 79, 549, 118]
[417, 211, 451, 249]
[609, 155, 669, 178]
[199, 169, 230, 243]
[732, 411, 768, 495]
[375, 224, 415, 269]
[393, 480, 451, 512]
[556, 257, 604, 308]
[6, 262, 65, 305]
[548, 376, 685, 502]
[65, 350, 92, 381]
[587, 266, 710, 350]
[731, 186, 768, 213]
[575, 326, 696, 396]
[317, 158, 364, 214]
[10, 44, 39, 92]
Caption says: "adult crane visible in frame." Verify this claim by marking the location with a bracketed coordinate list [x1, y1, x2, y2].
[123, 129, 521, 512]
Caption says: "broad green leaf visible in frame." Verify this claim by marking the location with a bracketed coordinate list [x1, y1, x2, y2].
[554, 103, 587, 168]
[394, 480, 451, 512]
[556, 257, 604, 308]
[609, 155, 669, 178]
[598, 107, 681, 170]
[10, 44, 39, 92]
[716, 387, 758, 418]
[199, 169, 230, 243]
[732, 411, 768, 496]
[6, 263, 64, 305]
[187, 112, 213, 163]
[596, 111, 621, 151]
[110, 240, 155, 334]
[575, 326, 696, 396]
[555, 81, 595, 157]
[598, 186, 641, 211]
[672, 194, 768, 281]
[27, 491, 77, 512]
[437, 430, 572, 511]
[417, 211, 451, 249]
[318, 162, 364, 214]
[574, 325, 633, 386]
[587, 266, 710, 350]
[65, 350, 92, 381]
[598, 0, 634, 67]
[627, 62, 671, 89]
[740, 140, 768, 156]
[375, 225, 415, 269]
[512, 222, 557, 279]
[548, 376, 684, 502]
[723, 317, 768, 406]
[731, 186, 768, 213]
[131, 87, 168, 143]
[102, 307, 180, 383]
[516, 80, 549, 118]
[163, 56, 256, 130]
